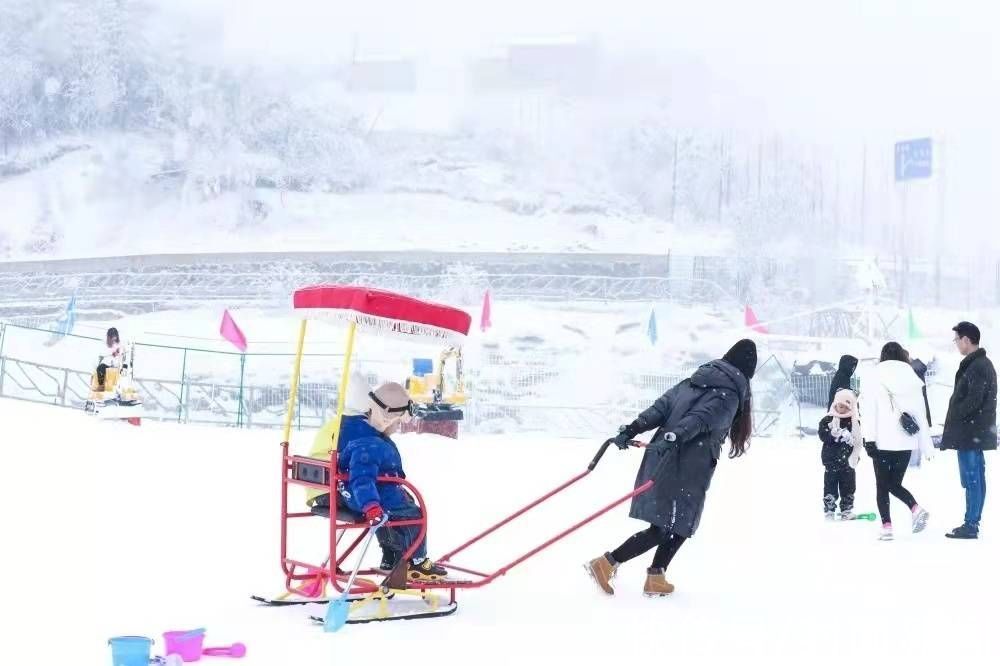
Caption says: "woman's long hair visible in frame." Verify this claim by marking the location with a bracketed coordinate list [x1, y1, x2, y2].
[728, 392, 753, 458]
[880, 341, 909, 363]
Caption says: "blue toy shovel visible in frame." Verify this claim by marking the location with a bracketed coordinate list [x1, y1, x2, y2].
[323, 513, 388, 632]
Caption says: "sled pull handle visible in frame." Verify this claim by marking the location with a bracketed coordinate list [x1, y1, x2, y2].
[588, 439, 615, 471]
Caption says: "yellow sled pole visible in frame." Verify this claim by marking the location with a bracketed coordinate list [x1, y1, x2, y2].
[326, 321, 358, 455]
[304, 320, 358, 506]
[282, 319, 309, 443]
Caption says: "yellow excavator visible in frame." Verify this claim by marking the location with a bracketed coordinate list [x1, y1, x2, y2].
[402, 346, 466, 438]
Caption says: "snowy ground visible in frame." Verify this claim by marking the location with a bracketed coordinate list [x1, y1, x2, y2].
[3, 397, 996, 665]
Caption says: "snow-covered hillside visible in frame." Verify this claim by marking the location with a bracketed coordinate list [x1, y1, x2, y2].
[6, 1, 968, 263]
[0, 136, 722, 259]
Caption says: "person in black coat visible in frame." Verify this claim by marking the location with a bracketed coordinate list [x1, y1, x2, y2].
[828, 355, 858, 409]
[909, 358, 933, 427]
[941, 322, 998, 539]
[819, 389, 863, 519]
[584, 339, 756, 598]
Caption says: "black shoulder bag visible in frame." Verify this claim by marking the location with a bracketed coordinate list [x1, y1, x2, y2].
[888, 390, 920, 436]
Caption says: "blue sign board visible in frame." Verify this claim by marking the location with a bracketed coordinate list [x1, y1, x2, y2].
[894, 138, 933, 181]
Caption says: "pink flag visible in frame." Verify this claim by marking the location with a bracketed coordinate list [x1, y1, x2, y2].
[480, 290, 492, 332]
[744, 305, 769, 335]
[220, 309, 248, 352]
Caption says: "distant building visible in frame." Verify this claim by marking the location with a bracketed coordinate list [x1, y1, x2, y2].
[468, 48, 513, 91]
[348, 58, 417, 93]
[468, 37, 600, 93]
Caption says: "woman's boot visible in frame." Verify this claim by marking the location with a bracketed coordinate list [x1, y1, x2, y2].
[643, 567, 675, 597]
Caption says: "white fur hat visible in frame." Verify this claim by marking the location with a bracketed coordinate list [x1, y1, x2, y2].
[828, 388, 858, 418]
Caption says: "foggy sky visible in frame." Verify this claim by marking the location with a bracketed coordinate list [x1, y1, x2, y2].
[172, 0, 995, 126]
[161, 0, 998, 234]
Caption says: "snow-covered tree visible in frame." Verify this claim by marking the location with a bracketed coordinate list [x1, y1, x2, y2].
[0, 55, 37, 155]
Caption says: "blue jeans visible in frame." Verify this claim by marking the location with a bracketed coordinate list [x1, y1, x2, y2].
[377, 499, 427, 561]
[958, 450, 987, 528]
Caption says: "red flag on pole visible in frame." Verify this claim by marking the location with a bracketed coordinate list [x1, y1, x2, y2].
[744, 305, 769, 334]
[480, 290, 492, 332]
[220, 309, 248, 352]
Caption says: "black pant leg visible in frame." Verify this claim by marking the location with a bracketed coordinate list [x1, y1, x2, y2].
[651, 531, 687, 570]
[839, 468, 856, 512]
[823, 468, 839, 512]
[610, 525, 661, 564]
[97, 363, 108, 386]
[887, 451, 917, 509]
[874, 454, 892, 524]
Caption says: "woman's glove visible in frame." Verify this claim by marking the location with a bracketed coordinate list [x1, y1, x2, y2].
[613, 427, 634, 450]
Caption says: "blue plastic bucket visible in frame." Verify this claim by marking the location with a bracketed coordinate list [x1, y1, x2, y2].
[108, 635, 153, 666]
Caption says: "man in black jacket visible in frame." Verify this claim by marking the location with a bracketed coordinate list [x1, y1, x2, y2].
[828, 355, 858, 409]
[941, 322, 998, 539]
[910, 358, 933, 427]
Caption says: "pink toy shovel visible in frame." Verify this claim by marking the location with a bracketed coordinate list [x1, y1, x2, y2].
[202, 643, 246, 658]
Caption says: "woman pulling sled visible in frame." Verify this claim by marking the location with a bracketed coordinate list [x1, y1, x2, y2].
[586, 339, 757, 597]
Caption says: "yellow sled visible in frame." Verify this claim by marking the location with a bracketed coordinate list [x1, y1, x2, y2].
[84, 345, 143, 422]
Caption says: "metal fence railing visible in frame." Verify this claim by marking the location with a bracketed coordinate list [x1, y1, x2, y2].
[3, 252, 997, 326]
[0, 321, 806, 438]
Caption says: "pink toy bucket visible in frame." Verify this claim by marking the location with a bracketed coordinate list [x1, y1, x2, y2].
[163, 630, 205, 662]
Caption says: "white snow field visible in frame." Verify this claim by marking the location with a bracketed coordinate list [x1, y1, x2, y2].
[3, 397, 996, 665]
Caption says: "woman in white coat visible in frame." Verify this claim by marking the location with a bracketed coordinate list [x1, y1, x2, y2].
[860, 342, 934, 540]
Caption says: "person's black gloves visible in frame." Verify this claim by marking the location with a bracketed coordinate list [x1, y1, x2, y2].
[864, 441, 877, 459]
[613, 426, 634, 450]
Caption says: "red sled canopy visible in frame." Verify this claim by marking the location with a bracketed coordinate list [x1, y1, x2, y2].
[293, 285, 471, 344]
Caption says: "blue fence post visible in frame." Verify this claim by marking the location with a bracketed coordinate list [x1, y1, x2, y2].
[178, 348, 188, 424]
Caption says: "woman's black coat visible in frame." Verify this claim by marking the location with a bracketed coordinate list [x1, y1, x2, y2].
[626, 360, 750, 538]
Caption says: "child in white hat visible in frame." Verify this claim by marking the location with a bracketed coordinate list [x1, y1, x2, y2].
[818, 389, 864, 520]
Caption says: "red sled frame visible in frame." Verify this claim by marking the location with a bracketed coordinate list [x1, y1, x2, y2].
[279, 439, 652, 604]
[271, 285, 652, 614]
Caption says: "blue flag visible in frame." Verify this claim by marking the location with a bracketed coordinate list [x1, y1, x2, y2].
[647, 308, 658, 345]
[57, 293, 77, 337]
[46, 293, 77, 346]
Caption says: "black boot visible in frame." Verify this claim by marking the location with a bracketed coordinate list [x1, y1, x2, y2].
[408, 558, 448, 580]
[379, 549, 400, 572]
[945, 524, 979, 540]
